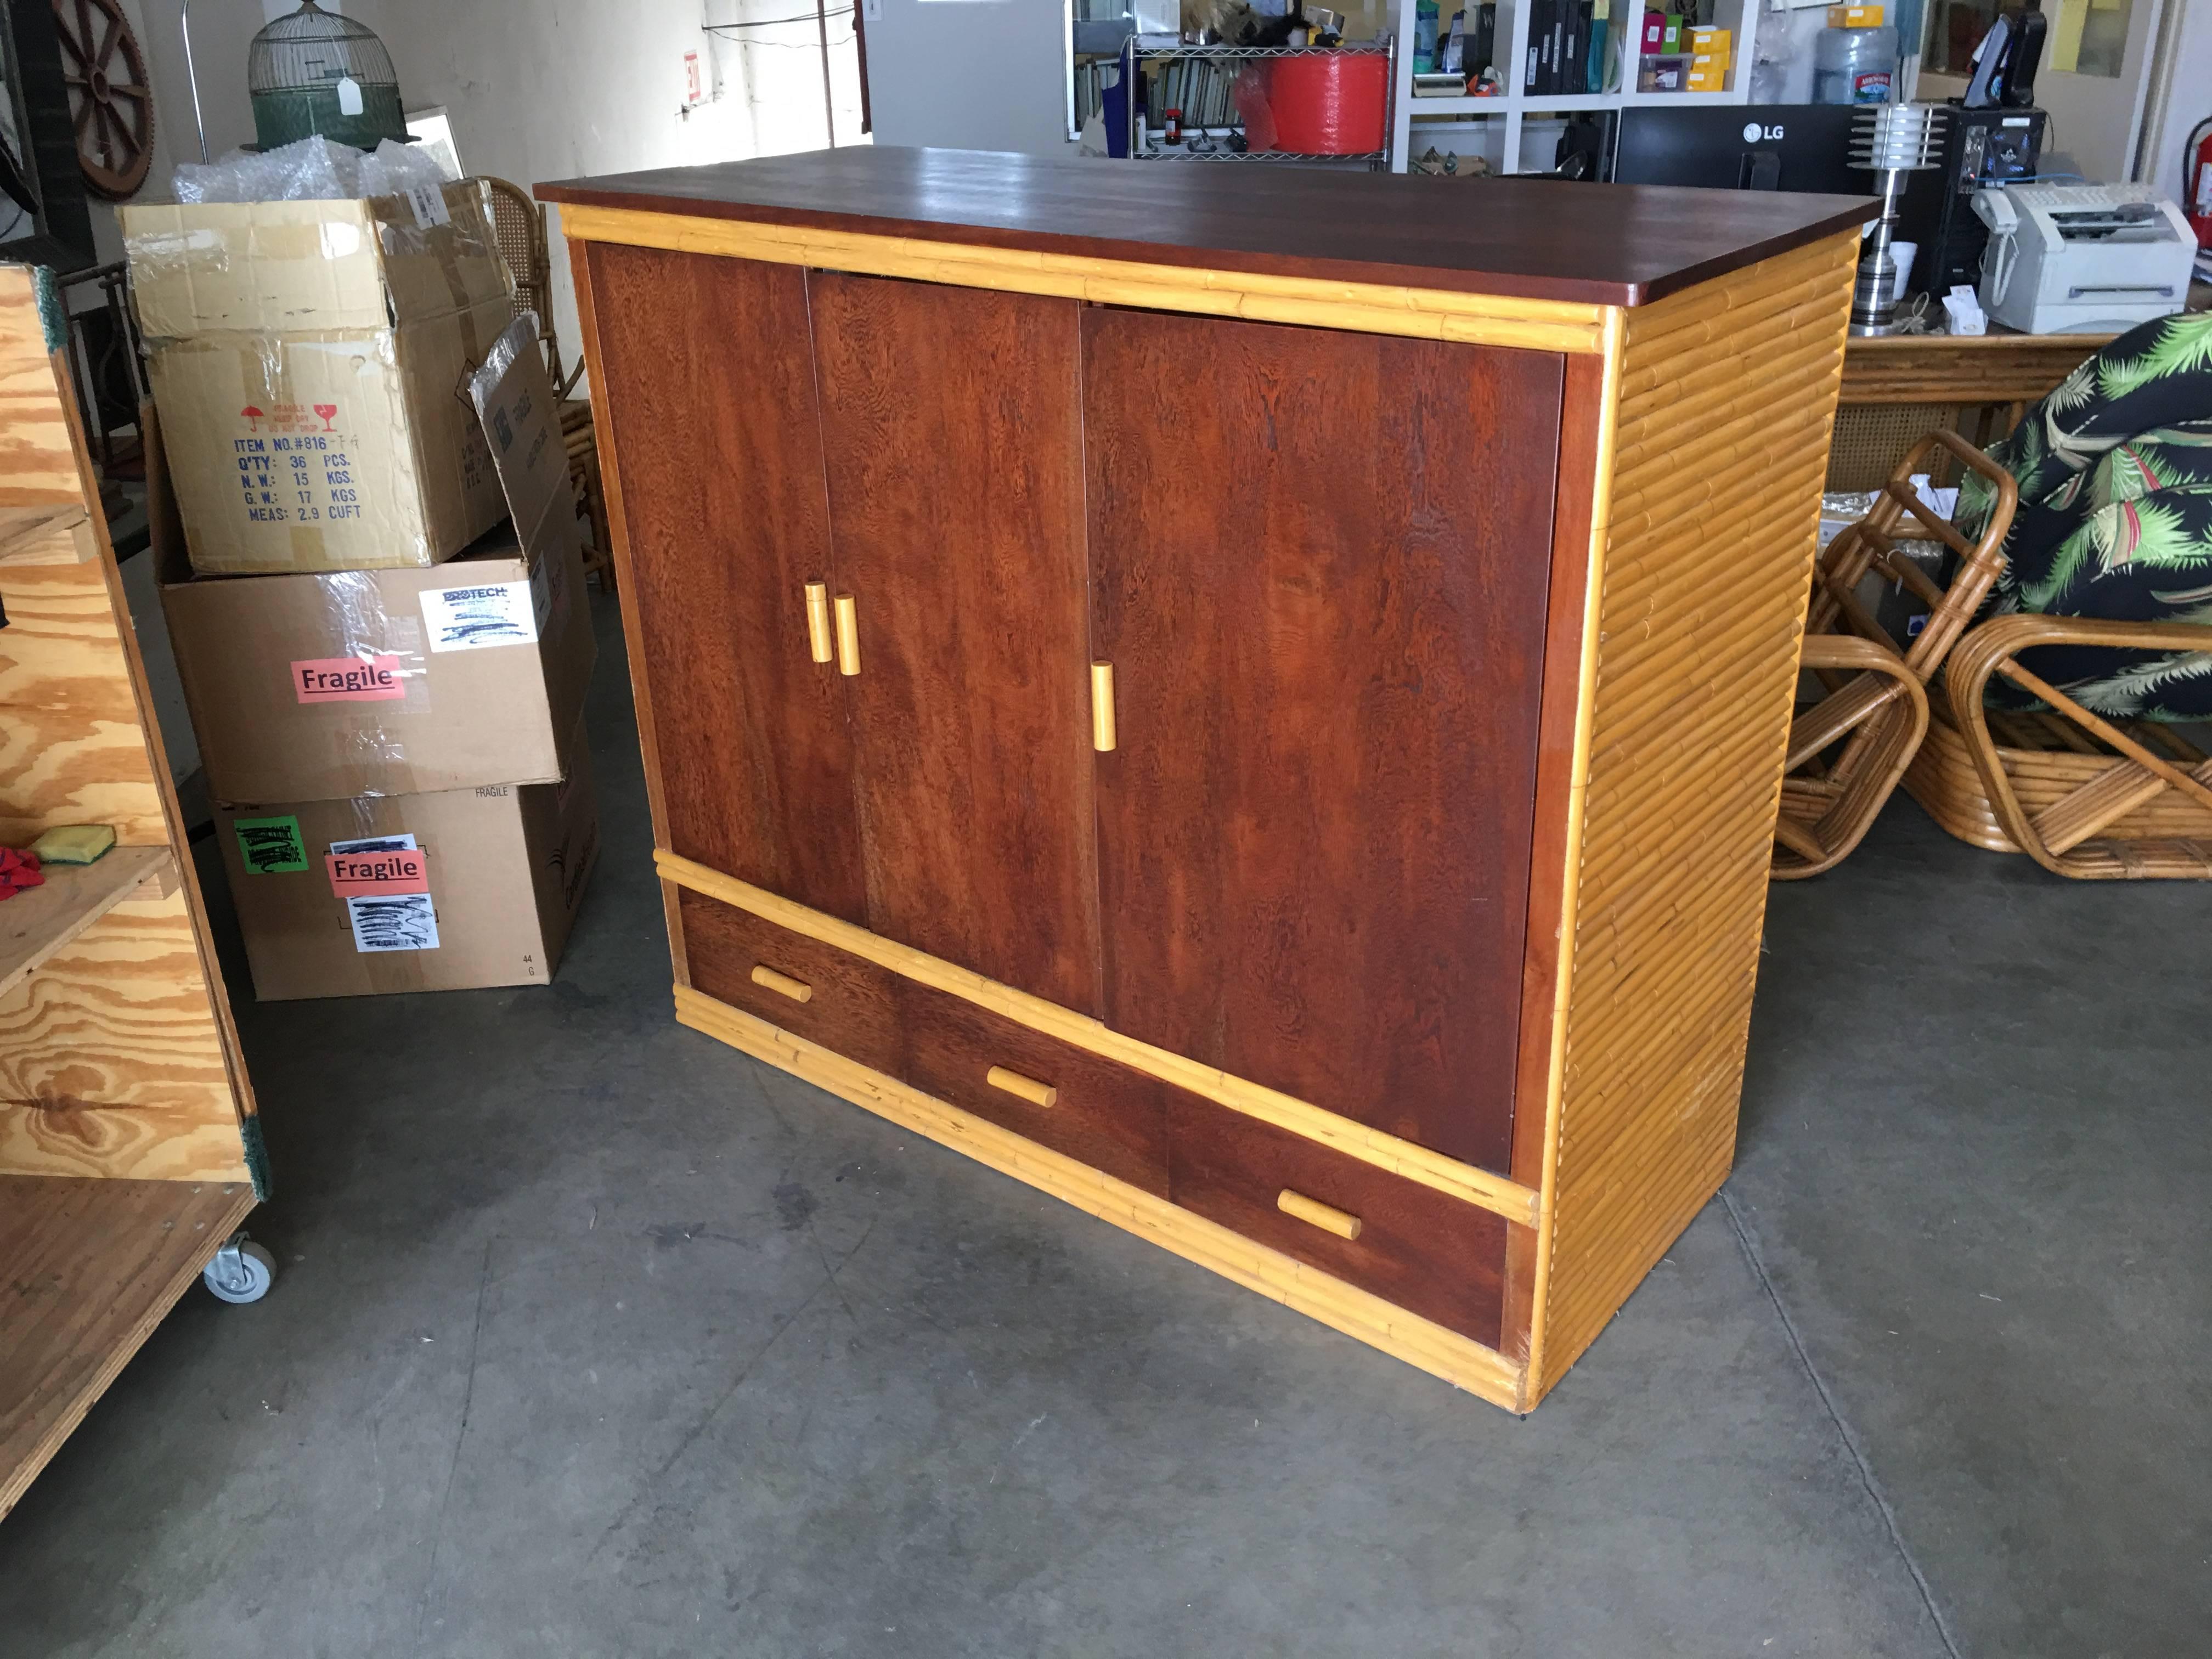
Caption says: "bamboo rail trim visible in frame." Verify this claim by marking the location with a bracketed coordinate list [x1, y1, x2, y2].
[656, 849, 1541, 1227]
[1526, 234, 1855, 1400]
[554, 204, 1611, 356]
[1521, 304, 1628, 1397]
[678, 987, 1526, 1406]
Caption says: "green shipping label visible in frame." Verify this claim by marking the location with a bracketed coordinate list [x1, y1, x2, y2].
[233, 815, 308, 874]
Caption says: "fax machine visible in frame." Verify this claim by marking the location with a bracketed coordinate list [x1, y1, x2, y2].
[1970, 183, 2194, 334]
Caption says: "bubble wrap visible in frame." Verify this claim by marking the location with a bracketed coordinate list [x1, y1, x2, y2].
[173, 135, 454, 205]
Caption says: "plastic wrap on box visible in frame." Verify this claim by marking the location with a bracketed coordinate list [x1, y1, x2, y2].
[172, 134, 453, 205]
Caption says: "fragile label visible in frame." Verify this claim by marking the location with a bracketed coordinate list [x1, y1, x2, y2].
[294, 653, 406, 702]
[421, 580, 538, 651]
[347, 893, 439, 952]
[404, 182, 451, 230]
[326, 845, 430, 898]
[234, 815, 308, 874]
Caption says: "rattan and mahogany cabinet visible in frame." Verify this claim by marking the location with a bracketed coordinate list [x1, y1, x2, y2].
[540, 150, 1868, 1410]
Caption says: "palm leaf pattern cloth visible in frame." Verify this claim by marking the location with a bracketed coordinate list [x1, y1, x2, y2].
[1953, 312, 2212, 720]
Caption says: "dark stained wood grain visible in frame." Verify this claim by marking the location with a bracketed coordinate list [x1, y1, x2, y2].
[1085, 308, 1562, 1172]
[900, 975, 1170, 1197]
[808, 273, 1102, 1016]
[538, 147, 1879, 308]
[682, 890, 1168, 1193]
[1501, 349, 1610, 1365]
[584, 244, 866, 923]
[679, 890, 904, 1081]
[565, 243, 692, 983]
[1166, 1096, 1508, 1346]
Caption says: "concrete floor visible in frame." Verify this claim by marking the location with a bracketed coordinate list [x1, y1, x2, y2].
[2, 592, 2206, 1657]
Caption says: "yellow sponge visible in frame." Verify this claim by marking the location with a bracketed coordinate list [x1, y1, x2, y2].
[31, 825, 115, 865]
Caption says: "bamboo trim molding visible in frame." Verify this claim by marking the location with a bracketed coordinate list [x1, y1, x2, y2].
[554, 203, 1611, 357]
[678, 986, 1527, 1408]
[1520, 304, 1627, 1400]
[656, 848, 1542, 1228]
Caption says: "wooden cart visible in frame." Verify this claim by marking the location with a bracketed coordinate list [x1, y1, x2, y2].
[0, 264, 269, 1522]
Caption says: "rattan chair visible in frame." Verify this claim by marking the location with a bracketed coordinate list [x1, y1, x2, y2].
[469, 174, 614, 590]
[1773, 430, 2018, 878]
[1910, 619, 2212, 878]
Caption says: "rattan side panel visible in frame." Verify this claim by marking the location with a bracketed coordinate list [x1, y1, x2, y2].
[1528, 233, 1858, 1402]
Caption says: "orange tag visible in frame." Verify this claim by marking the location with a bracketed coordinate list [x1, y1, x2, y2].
[293, 654, 404, 703]
[326, 848, 428, 897]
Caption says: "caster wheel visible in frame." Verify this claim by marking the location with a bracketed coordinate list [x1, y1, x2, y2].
[203, 1232, 276, 1304]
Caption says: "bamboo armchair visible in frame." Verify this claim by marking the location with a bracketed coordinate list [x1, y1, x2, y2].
[1920, 617, 2212, 878]
[1773, 430, 2018, 878]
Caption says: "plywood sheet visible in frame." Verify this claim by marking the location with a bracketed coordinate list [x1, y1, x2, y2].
[0, 557, 167, 848]
[0, 273, 78, 507]
[0, 1176, 256, 1519]
[0, 889, 247, 1181]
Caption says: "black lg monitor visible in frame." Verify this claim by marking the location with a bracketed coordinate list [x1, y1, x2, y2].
[1611, 104, 1866, 198]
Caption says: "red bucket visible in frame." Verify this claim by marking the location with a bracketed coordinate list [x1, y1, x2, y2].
[1265, 54, 1389, 155]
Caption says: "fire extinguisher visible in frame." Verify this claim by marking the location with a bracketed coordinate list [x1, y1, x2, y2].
[2188, 116, 2212, 250]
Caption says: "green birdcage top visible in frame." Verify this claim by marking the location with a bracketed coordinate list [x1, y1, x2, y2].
[247, 1, 400, 97]
[247, 1, 408, 151]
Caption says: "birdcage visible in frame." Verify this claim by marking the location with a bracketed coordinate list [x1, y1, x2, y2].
[247, 1, 409, 153]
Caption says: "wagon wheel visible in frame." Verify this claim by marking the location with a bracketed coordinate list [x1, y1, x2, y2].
[53, 0, 155, 200]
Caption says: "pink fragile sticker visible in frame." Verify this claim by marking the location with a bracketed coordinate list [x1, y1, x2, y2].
[292, 654, 404, 703]
[326, 848, 429, 898]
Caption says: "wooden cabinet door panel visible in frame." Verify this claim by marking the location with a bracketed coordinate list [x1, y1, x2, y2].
[584, 245, 865, 923]
[808, 274, 1102, 1016]
[1084, 309, 1564, 1171]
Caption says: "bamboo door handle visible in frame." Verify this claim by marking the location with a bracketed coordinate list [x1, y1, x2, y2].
[1277, 1189, 1362, 1240]
[986, 1065, 1057, 1108]
[1091, 661, 1116, 752]
[834, 594, 861, 676]
[750, 964, 814, 1003]
[804, 582, 833, 664]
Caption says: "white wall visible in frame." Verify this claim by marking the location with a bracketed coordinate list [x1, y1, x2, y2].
[2140, 0, 2212, 198]
[91, 0, 866, 373]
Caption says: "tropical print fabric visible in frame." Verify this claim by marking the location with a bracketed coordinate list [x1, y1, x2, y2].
[1952, 311, 2212, 720]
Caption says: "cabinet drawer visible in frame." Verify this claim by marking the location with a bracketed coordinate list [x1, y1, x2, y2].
[679, 890, 1169, 1196]
[678, 890, 904, 1081]
[900, 978, 1170, 1198]
[1166, 1097, 1509, 1346]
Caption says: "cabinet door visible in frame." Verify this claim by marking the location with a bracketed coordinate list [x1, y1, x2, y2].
[584, 245, 866, 923]
[808, 274, 1101, 1015]
[1083, 309, 1564, 1171]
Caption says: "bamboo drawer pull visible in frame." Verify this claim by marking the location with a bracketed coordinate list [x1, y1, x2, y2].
[834, 594, 861, 676]
[804, 582, 833, 664]
[1090, 661, 1116, 752]
[750, 964, 814, 1003]
[1277, 1189, 1362, 1240]
[986, 1065, 1058, 1108]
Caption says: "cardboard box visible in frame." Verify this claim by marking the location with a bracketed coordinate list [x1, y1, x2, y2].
[1686, 67, 1728, 90]
[151, 325, 597, 804]
[159, 517, 594, 804]
[1826, 4, 1882, 26]
[123, 183, 514, 575]
[214, 720, 600, 1000]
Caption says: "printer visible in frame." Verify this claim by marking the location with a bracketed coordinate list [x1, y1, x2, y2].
[1971, 183, 2196, 334]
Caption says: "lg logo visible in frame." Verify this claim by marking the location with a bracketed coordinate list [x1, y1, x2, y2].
[1743, 122, 1785, 142]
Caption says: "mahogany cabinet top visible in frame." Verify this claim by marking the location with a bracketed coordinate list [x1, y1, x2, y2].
[536, 146, 1874, 308]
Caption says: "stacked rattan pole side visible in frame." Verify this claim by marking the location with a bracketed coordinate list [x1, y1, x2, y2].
[1524, 232, 1859, 1404]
